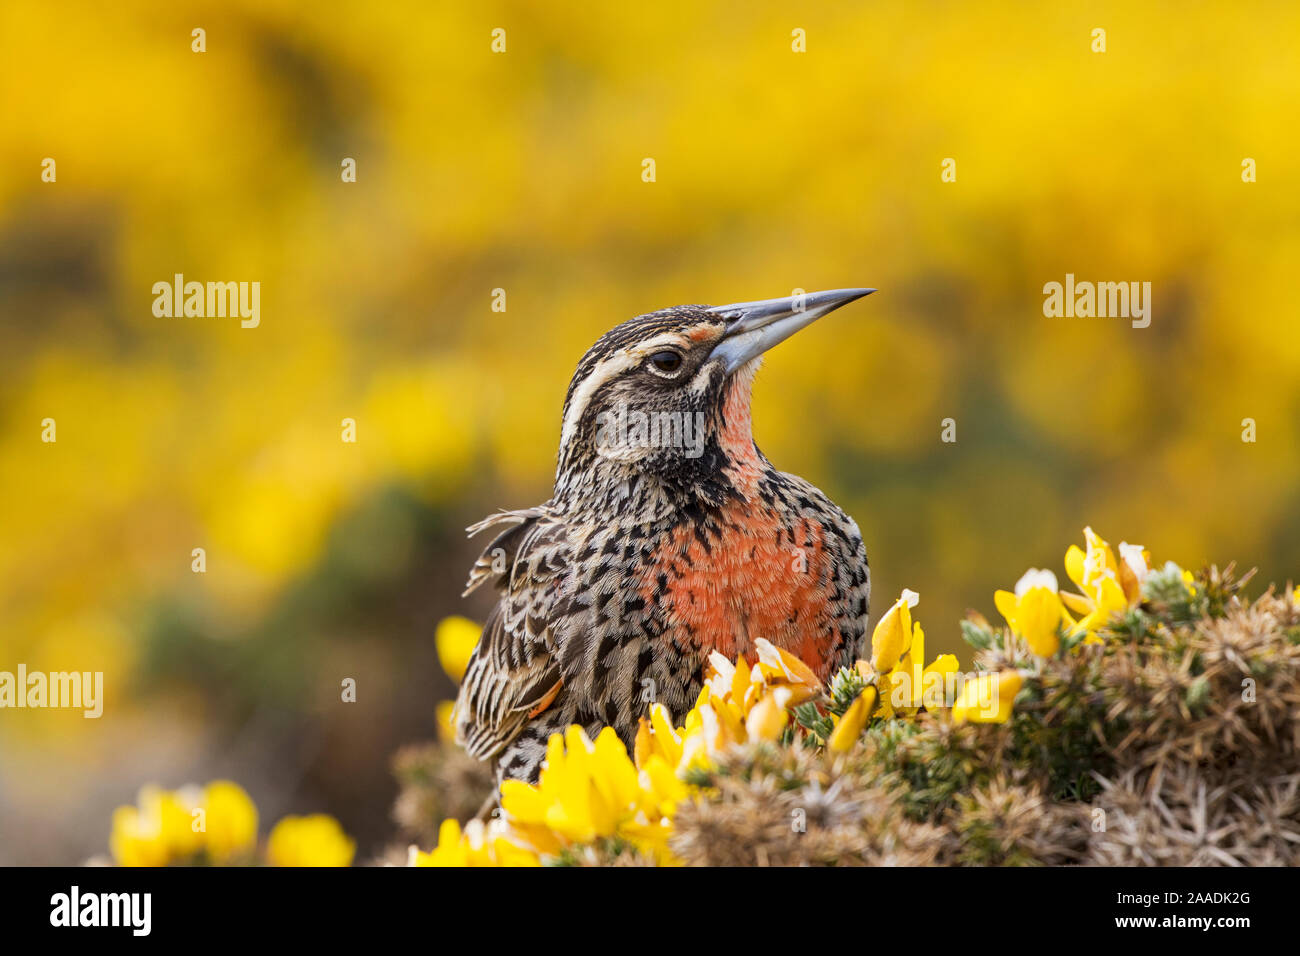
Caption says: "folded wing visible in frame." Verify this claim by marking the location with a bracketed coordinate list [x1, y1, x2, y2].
[454, 507, 572, 760]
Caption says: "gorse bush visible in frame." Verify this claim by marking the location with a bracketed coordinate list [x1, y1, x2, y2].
[400, 528, 1300, 866]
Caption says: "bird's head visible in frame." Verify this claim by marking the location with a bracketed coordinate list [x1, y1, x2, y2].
[553, 288, 874, 514]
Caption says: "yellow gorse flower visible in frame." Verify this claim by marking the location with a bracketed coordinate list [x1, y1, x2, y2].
[110, 785, 203, 867]
[994, 569, 1066, 657]
[200, 780, 259, 862]
[444, 638, 826, 865]
[952, 670, 1023, 724]
[411, 818, 540, 867]
[499, 725, 682, 863]
[110, 780, 258, 866]
[1060, 527, 1149, 639]
[434, 615, 481, 684]
[265, 814, 356, 867]
[634, 638, 824, 777]
[871, 589, 920, 673]
[827, 686, 876, 753]
[848, 590, 957, 723]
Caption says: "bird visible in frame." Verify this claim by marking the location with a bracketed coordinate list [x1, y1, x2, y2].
[454, 288, 875, 788]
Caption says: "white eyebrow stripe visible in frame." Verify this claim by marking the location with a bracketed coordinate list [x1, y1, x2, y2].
[559, 332, 693, 450]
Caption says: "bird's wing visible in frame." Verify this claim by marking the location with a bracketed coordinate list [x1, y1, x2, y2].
[454, 507, 573, 760]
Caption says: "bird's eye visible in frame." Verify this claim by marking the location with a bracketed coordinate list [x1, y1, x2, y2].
[648, 351, 683, 374]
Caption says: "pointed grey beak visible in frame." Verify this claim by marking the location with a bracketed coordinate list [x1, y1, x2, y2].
[707, 288, 875, 374]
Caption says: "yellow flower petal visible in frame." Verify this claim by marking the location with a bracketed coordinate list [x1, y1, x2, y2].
[639, 755, 687, 816]
[1017, 586, 1063, 657]
[500, 779, 549, 824]
[744, 691, 789, 741]
[634, 717, 653, 770]
[590, 726, 640, 813]
[649, 703, 683, 767]
[994, 589, 1019, 625]
[1064, 544, 1088, 593]
[266, 814, 355, 867]
[1059, 590, 1094, 616]
[953, 671, 1023, 724]
[827, 687, 875, 753]
[435, 616, 481, 684]
[920, 654, 958, 710]
[754, 639, 822, 691]
[730, 656, 751, 704]
[435, 700, 456, 741]
[201, 780, 258, 862]
[871, 589, 919, 672]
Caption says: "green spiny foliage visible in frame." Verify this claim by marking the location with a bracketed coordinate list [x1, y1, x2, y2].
[1005, 656, 1112, 802]
[960, 613, 1000, 653]
[1141, 560, 1198, 623]
[861, 717, 982, 820]
[792, 701, 834, 747]
[827, 665, 868, 717]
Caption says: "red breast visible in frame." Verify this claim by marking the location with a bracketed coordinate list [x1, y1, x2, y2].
[646, 505, 837, 679]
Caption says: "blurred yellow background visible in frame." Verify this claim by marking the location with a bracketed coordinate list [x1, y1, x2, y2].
[2, 0, 1298, 863]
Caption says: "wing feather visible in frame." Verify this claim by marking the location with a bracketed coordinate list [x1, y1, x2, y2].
[453, 506, 571, 760]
